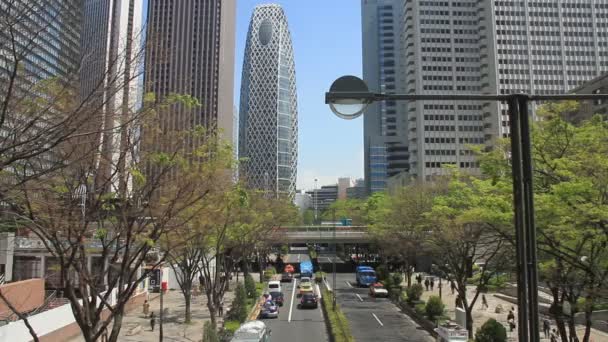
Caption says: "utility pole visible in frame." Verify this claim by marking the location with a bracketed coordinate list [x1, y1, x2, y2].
[314, 178, 318, 224]
[332, 208, 337, 309]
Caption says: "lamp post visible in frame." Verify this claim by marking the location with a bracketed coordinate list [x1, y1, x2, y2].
[314, 178, 318, 224]
[325, 75, 608, 342]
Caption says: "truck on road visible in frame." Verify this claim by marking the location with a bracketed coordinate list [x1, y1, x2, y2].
[356, 266, 377, 287]
[300, 260, 313, 278]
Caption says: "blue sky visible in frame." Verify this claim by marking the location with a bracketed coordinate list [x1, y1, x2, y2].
[235, 1, 364, 191]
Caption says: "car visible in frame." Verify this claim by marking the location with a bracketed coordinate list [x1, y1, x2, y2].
[299, 293, 318, 309]
[260, 300, 279, 318]
[267, 280, 281, 292]
[299, 282, 314, 297]
[230, 320, 271, 342]
[269, 291, 284, 306]
[299, 277, 312, 287]
[369, 283, 389, 297]
[284, 264, 295, 273]
[281, 272, 293, 282]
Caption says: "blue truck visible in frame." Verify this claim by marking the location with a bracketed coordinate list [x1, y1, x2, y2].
[300, 260, 313, 278]
[356, 266, 377, 287]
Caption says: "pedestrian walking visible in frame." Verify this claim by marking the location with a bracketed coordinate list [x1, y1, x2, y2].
[218, 298, 224, 317]
[150, 312, 156, 331]
[543, 319, 551, 339]
[507, 309, 516, 332]
[143, 299, 150, 317]
[430, 278, 435, 291]
[455, 295, 462, 309]
[550, 328, 558, 342]
[424, 278, 430, 291]
[481, 294, 488, 310]
[450, 280, 456, 295]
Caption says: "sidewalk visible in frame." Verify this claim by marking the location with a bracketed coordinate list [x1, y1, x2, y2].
[409, 274, 608, 341]
[67, 275, 257, 342]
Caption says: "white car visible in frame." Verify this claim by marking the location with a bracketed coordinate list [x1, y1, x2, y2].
[298, 277, 311, 288]
[369, 283, 389, 297]
[268, 280, 281, 292]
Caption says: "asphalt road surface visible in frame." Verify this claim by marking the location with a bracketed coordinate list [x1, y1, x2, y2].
[260, 270, 328, 342]
[333, 273, 434, 342]
[283, 252, 311, 264]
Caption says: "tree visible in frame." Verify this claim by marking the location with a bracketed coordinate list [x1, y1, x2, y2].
[1, 93, 221, 342]
[321, 199, 367, 225]
[229, 283, 248, 323]
[426, 171, 513, 338]
[475, 318, 507, 342]
[370, 181, 438, 286]
[477, 102, 608, 342]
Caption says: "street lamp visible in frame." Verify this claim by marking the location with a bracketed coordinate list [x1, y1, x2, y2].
[314, 178, 318, 224]
[325, 75, 608, 342]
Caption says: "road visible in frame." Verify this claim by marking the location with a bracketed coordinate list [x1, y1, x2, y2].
[333, 273, 434, 342]
[260, 253, 328, 342]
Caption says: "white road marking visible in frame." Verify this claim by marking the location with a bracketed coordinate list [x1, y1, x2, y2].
[345, 281, 353, 288]
[288, 277, 297, 322]
[356, 294, 363, 302]
[372, 313, 384, 327]
[297, 254, 301, 262]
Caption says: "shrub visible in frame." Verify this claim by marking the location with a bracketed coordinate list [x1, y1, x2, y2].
[414, 303, 426, 316]
[475, 318, 507, 342]
[223, 320, 240, 334]
[322, 289, 354, 342]
[376, 264, 389, 281]
[406, 284, 424, 303]
[244, 274, 256, 299]
[228, 283, 248, 323]
[315, 271, 325, 283]
[425, 296, 445, 320]
[203, 321, 219, 342]
[391, 272, 404, 287]
[263, 267, 276, 281]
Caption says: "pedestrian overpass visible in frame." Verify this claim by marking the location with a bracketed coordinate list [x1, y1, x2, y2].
[271, 226, 371, 243]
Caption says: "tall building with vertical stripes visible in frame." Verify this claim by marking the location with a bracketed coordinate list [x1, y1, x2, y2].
[80, 0, 144, 193]
[144, 0, 236, 152]
[362, 0, 409, 194]
[393, 0, 608, 182]
[239, 4, 298, 200]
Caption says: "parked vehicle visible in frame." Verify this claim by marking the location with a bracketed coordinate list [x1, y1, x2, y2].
[230, 320, 272, 342]
[299, 293, 318, 309]
[356, 266, 377, 287]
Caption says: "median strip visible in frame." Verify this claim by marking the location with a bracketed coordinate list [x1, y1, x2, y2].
[321, 288, 354, 342]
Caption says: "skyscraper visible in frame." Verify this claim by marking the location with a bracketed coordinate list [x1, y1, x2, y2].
[80, 0, 144, 192]
[362, 0, 409, 194]
[145, 0, 236, 144]
[395, 0, 608, 181]
[239, 4, 298, 199]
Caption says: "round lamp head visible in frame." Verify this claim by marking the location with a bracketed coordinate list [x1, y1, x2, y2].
[326, 76, 372, 120]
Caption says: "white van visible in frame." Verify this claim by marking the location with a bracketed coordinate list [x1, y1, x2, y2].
[267, 280, 281, 292]
[231, 320, 272, 342]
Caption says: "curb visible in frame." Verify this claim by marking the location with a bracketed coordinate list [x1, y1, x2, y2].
[395, 300, 439, 338]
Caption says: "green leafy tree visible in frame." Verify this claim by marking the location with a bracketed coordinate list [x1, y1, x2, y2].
[244, 274, 257, 299]
[477, 102, 608, 342]
[475, 319, 507, 342]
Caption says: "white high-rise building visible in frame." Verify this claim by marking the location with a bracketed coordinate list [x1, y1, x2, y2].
[239, 4, 298, 199]
[396, 0, 608, 181]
